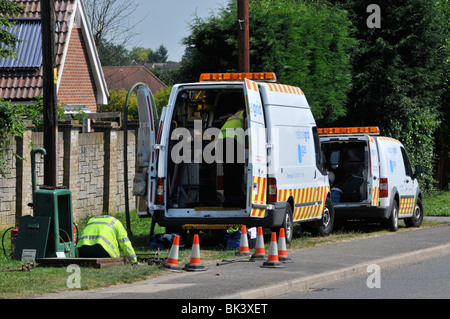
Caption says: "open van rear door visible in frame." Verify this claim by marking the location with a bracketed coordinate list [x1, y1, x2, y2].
[368, 135, 380, 206]
[134, 85, 160, 217]
[244, 79, 268, 218]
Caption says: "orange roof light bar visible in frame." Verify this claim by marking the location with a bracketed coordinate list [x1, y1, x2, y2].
[199, 72, 277, 82]
[318, 126, 380, 135]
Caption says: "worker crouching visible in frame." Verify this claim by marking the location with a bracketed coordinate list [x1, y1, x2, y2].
[76, 215, 138, 264]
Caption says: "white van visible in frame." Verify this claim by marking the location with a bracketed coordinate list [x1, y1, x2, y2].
[319, 127, 424, 231]
[133, 73, 334, 242]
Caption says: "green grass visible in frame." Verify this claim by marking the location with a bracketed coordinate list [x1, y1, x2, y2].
[423, 191, 450, 216]
[0, 199, 447, 299]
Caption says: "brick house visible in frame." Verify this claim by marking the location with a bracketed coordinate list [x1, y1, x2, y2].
[0, 0, 108, 113]
[102, 65, 166, 94]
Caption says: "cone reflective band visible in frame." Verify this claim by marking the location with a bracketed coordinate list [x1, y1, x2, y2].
[261, 232, 284, 268]
[236, 225, 251, 256]
[184, 234, 206, 272]
[277, 228, 292, 263]
[162, 235, 182, 271]
[250, 227, 267, 260]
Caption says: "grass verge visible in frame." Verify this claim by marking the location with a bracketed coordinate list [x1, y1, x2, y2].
[0, 192, 447, 299]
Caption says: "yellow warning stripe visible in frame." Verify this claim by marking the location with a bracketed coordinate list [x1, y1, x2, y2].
[278, 186, 329, 221]
[245, 79, 259, 92]
[378, 136, 401, 144]
[371, 186, 380, 206]
[267, 83, 304, 95]
[250, 176, 267, 218]
[399, 197, 415, 215]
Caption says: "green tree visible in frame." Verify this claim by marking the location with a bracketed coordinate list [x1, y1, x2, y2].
[335, 0, 448, 192]
[97, 39, 131, 66]
[178, 0, 354, 122]
[0, 0, 23, 59]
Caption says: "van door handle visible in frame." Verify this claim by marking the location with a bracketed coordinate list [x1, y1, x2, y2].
[405, 179, 410, 183]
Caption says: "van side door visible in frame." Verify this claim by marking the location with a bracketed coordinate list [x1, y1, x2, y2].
[368, 136, 380, 206]
[399, 146, 415, 215]
[244, 79, 268, 218]
[134, 85, 160, 217]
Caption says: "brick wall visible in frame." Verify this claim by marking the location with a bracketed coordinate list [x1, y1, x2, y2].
[58, 26, 98, 112]
[0, 121, 137, 227]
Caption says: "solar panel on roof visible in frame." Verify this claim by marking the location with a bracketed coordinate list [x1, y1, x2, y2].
[0, 18, 42, 70]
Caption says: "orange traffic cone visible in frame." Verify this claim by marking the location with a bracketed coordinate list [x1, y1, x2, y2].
[162, 235, 182, 272]
[250, 227, 267, 260]
[184, 234, 207, 271]
[261, 232, 284, 268]
[236, 225, 252, 256]
[277, 228, 292, 263]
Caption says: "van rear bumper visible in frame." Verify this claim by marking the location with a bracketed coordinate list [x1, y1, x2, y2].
[334, 204, 390, 219]
[154, 202, 287, 228]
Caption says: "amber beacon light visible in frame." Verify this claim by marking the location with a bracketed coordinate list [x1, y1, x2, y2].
[199, 72, 277, 82]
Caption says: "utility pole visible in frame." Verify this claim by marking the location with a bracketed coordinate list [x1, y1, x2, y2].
[41, 0, 58, 187]
[237, 0, 250, 72]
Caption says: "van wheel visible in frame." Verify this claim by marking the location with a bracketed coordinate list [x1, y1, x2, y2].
[273, 203, 294, 243]
[405, 198, 423, 228]
[311, 197, 334, 237]
[386, 200, 399, 232]
[282, 203, 294, 243]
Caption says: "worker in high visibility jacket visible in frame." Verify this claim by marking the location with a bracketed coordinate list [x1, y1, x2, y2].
[218, 109, 246, 207]
[76, 215, 137, 264]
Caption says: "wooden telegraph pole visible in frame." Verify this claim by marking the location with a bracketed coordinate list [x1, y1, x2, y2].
[41, 0, 58, 187]
[237, 0, 250, 72]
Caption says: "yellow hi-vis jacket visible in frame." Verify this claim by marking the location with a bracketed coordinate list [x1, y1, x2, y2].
[218, 110, 245, 145]
[76, 216, 137, 263]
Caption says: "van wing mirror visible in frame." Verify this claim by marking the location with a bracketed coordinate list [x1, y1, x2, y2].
[330, 150, 340, 169]
[414, 165, 424, 179]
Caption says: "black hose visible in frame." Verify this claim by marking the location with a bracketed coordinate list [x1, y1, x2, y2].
[2, 227, 15, 257]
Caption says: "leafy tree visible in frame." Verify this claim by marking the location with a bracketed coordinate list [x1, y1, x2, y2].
[178, 0, 354, 122]
[97, 39, 131, 66]
[334, 0, 448, 192]
[0, 0, 23, 58]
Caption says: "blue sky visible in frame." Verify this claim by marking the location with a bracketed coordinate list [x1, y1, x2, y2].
[131, 0, 228, 62]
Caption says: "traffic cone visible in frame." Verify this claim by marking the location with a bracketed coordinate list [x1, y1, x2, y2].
[236, 225, 252, 256]
[277, 228, 292, 263]
[183, 234, 207, 272]
[261, 232, 284, 268]
[162, 234, 182, 272]
[250, 227, 267, 260]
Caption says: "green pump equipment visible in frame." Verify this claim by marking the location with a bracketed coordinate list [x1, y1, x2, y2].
[14, 148, 75, 261]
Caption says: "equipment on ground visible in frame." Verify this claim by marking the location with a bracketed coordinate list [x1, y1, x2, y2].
[14, 148, 75, 261]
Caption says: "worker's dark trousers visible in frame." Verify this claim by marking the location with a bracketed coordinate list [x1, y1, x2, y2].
[222, 138, 245, 207]
[78, 244, 110, 258]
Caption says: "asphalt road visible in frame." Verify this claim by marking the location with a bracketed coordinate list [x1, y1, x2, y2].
[277, 253, 450, 299]
[33, 220, 450, 300]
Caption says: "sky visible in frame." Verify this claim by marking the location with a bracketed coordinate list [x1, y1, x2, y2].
[130, 0, 228, 62]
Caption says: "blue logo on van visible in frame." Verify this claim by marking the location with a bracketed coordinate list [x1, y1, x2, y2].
[390, 160, 397, 173]
[298, 144, 307, 163]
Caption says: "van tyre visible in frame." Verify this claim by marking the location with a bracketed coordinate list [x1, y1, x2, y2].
[405, 198, 423, 228]
[386, 200, 399, 232]
[283, 203, 294, 243]
[311, 197, 334, 237]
